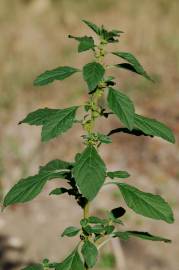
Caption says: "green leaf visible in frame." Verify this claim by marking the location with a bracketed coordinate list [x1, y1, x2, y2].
[80, 218, 88, 227]
[82, 20, 101, 35]
[107, 115, 175, 143]
[22, 264, 43, 270]
[19, 108, 56, 126]
[88, 216, 106, 224]
[38, 159, 72, 182]
[3, 174, 48, 207]
[73, 145, 106, 200]
[61, 226, 80, 237]
[83, 62, 105, 91]
[104, 225, 115, 234]
[55, 249, 84, 270]
[97, 133, 112, 144]
[107, 171, 130, 179]
[100, 26, 123, 43]
[134, 114, 175, 144]
[39, 159, 72, 171]
[69, 35, 95, 52]
[113, 231, 171, 243]
[4, 159, 71, 207]
[82, 225, 93, 235]
[115, 183, 174, 223]
[82, 20, 123, 43]
[20, 106, 79, 142]
[81, 240, 98, 268]
[41, 107, 79, 142]
[90, 224, 105, 234]
[39, 159, 72, 176]
[112, 51, 152, 81]
[34, 66, 80, 86]
[107, 88, 135, 130]
[49, 188, 68, 195]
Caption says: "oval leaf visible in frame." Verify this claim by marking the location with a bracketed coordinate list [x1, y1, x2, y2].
[107, 87, 135, 130]
[116, 183, 174, 223]
[83, 62, 105, 91]
[34, 66, 80, 86]
[73, 145, 106, 200]
[61, 226, 80, 237]
[88, 216, 106, 224]
[81, 240, 98, 268]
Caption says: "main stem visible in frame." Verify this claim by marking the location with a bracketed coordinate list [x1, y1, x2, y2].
[82, 40, 106, 223]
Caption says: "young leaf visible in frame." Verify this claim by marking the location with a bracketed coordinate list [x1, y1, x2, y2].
[49, 188, 68, 196]
[68, 35, 95, 52]
[22, 264, 43, 270]
[107, 171, 130, 179]
[104, 225, 115, 234]
[82, 20, 101, 35]
[112, 51, 152, 81]
[34, 66, 80, 86]
[81, 240, 98, 268]
[90, 224, 105, 234]
[97, 133, 112, 144]
[61, 226, 80, 237]
[134, 114, 175, 144]
[113, 231, 171, 243]
[73, 145, 106, 200]
[82, 20, 123, 43]
[83, 62, 105, 91]
[80, 218, 88, 227]
[88, 216, 106, 224]
[100, 26, 123, 43]
[107, 87, 135, 130]
[20, 106, 79, 142]
[55, 249, 84, 270]
[115, 183, 174, 223]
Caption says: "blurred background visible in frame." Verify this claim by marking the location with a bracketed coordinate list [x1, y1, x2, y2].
[0, 0, 179, 269]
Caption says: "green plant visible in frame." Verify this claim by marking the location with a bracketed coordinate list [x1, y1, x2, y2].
[2, 20, 175, 270]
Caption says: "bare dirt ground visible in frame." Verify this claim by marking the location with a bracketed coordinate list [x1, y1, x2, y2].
[0, 1, 179, 269]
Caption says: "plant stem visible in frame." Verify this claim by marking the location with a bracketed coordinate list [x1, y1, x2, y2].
[82, 41, 107, 270]
[83, 201, 90, 219]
